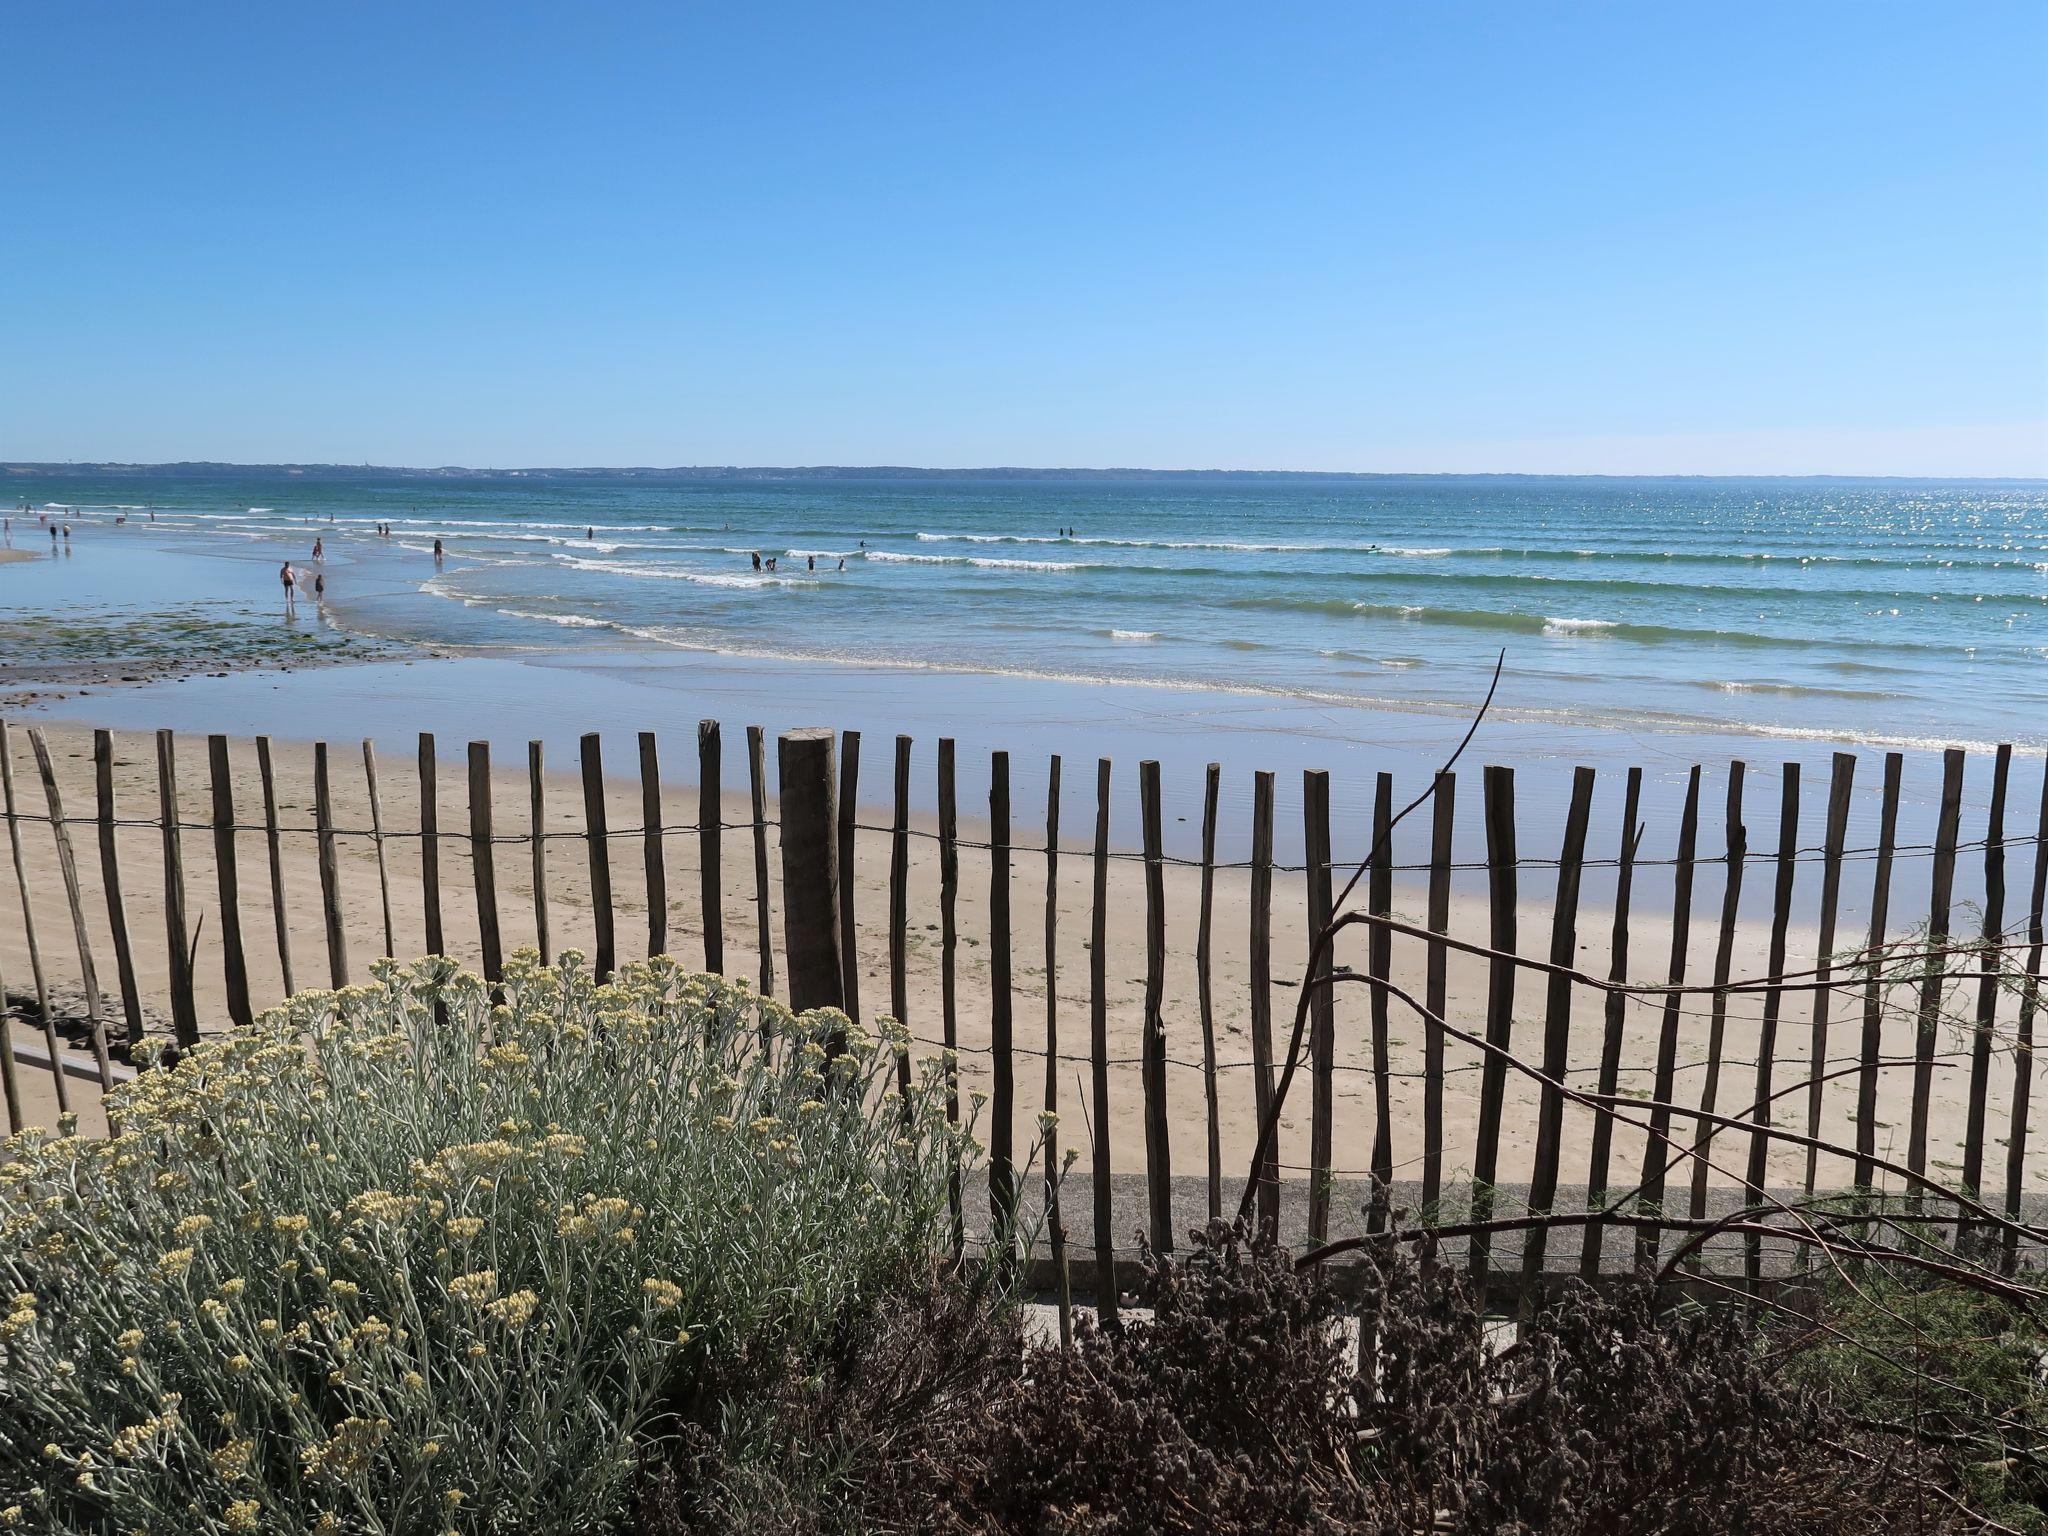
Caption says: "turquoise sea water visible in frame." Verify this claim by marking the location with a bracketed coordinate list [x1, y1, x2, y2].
[9, 471, 2046, 753]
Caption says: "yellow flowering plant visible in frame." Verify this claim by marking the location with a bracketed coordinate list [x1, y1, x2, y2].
[0, 951, 981, 1533]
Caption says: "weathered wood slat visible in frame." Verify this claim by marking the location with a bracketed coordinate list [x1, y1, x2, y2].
[1366, 772, 1395, 1232]
[776, 729, 842, 1015]
[1907, 749, 1966, 1178]
[1089, 756, 1116, 1319]
[313, 742, 349, 989]
[1139, 758, 1172, 1254]
[582, 733, 616, 982]
[1423, 771, 1455, 1214]
[1854, 753, 1904, 1191]
[1302, 768, 1335, 1244]
[1962, 744, 2012, 1199]
[1249, 769, 1279, 1236]
[745, 726, 773, 998]
[255, 735, 295, 997]
[989, 750, 1016, 1239]
[362, 742, 395, 958]
[528, 741, 550, 965]
[890, 735, 912, 1099]
[469, 742, 502, 985]
[836, 729, 860, 1025]
[27, 727, 116, 1105]
[2, 720, 63, 1108]
[1519, 764, 1594, 1291]
[640, 731, 667, 960]
[1197, 761, 1222, 1220]
[1801, 753, 1856, 1195]
[1581, 765, 1642, 1278]
[938, 738, 964, 1258]
[1043, 754, 1073, 1347]
[418, 733, 444, 958]
[1635, 766, 1701, 1271]
[156, 730, 199, 1050]
[209, 733, 254, 1030]
[1688, 762, 1748, 1229]
[698, 720, 723, 975]
[1469, 764, 1519, 1294]
[2004, 760, 2048, 1266]
[93, 729, 146, 1055]
[1743, 765, 1801, 1286]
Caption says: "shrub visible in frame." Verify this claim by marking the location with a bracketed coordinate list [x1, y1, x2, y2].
[0, 951, 974, 1535]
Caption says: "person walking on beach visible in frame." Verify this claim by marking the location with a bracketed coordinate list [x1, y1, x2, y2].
[281, 561, 298, 612]
[312, 537, 324, 561]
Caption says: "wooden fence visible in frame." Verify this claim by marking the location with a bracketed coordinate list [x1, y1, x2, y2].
[0, 716, 2042, 1303]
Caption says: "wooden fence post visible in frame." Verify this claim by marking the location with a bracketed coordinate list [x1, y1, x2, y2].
[1854, 754, 1904, 1191]
[419, 733, 444, 958]
[28, 727, 116, 1101]
[469, 742, 503, 985]
[1423, 772, 1455, 1215]
[1043, 754, 1073, 1346]
[939, 738, 964, 1259]
[2004, 760, 2048, 1268]
[1139, 759, 1172, 1254]
[1, 720, 61, 1107]
[1366, 771, 1395, 1232]
[1470, 764, 1518, 1297]
[1688, 762, 1748, 1231]
[1197, 761, 1222, 1220]
[1963, 744, 2013, 1200]
[746, 726, 773, 998]
[890, 735, 912, 1099]
[1520, 764, 1594, 1294]
[581, 733, 615, 982]
[253, 735, 294, 999]
[698, 720, 723, 975]
[93, 729, 146, 1055]
[1802, 752, 1856, 1195]
[1249, 769, 1279, 1237]
[836, 729, 860, 1025]
[1636, 766, 1701, 1270]
[989, 750, 1016, 1239]
[363, 740, 396, 959]
[528, 742, 550, 965]
[1090, 757, 1116, 1318]
[1303, 768, 1335, 1244]
[156, 730, 199, 1050]
[1581, 765, 1642, 1278]
[639, 731, 667, 960]
[1744, 765, 1801, 1285]
[208, 733, 253, 1031]
[313, 742, 349, 989]
[1907, 749, 1966, 1179]
[776, 728, 842, 1015]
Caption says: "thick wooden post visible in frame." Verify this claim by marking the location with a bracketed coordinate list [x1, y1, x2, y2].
[639, 731, 667, 959]
[254, 735, 294, 998]
[156, 730, 199, 1050]
[208, 733, 253, 1031]
[363, 741, 396, 958]
[1854, 754, 1904, 1191]
[1139, 759, 1172, 1254]
[418, 733, 444, 958]
[528, 741, 550, 965]
[581, 733, 615, 982]
[93, 729, 146, 1055]
[989, 750, 1016, 1236]
[836, 729, 860, 1024]
[697, 720, 723, 974]
[469, 742, 503, 985]
[1089, 757, 1116, 1319]
[1303, 768, 1335, 1243]
[313, 742, 349, 989]
[776, 728, 842, 1014]
[1802, 753, 1856, 1195]
[746, 726, 774, 998]
[1521, 764, 1595, 1292]
[1582, 765, 1642, 1279]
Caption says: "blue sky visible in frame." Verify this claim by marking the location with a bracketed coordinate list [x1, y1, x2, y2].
[3, 2, 2043, 473]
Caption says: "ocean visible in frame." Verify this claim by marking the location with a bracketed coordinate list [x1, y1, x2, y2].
[11, 470, 2045, 756]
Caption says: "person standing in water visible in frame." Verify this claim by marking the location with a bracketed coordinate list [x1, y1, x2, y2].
[313, 571, 326, 603]
[433, 538, 445, 564]
[281, 562, 298, 611]
[312, 537, 324, 561]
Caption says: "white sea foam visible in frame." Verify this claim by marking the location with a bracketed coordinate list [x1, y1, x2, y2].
[1542, 617, 1621, 635]
[1109, 629, 1160, 640]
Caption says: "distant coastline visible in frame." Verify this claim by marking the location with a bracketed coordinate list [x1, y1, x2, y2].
[6, 461, 2044, 485]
